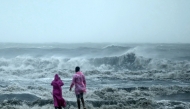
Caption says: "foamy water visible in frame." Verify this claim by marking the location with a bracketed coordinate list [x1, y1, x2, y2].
[0, 43, 190, 109]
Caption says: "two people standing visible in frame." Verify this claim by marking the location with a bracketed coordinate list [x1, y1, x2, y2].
[51, 66, 86, 109]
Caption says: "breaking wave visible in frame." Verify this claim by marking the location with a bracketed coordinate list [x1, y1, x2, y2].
[1, 43, 190, 109]
[0, 86, 190, 109]
[1, 52, 190, 73]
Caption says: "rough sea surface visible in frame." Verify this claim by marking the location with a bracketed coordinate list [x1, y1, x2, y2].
[0, 43, 190, 109]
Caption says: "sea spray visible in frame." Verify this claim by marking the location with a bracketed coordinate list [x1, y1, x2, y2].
[0, 43, 190, 108]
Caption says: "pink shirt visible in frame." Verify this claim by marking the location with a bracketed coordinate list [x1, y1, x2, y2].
[70, 71, 86, 94]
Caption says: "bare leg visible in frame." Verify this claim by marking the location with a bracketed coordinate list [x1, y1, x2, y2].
[77, 98, 81, 109]
[81, 97, 86, 109]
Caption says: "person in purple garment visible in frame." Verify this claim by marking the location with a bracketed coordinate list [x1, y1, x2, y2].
[51, 74, 66, 109]
[70, 66, 86, 109]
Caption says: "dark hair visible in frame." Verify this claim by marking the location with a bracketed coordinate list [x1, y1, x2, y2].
[75, 66, 80, 72]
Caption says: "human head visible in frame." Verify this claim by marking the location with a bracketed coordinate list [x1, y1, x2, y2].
[75, 66, 80, 72]
[54, 74, 59, 81]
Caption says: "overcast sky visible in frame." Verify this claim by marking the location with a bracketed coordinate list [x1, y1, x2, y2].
[0, 0, 190, 43]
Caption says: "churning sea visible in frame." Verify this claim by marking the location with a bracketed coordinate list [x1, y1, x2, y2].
[0, 43, 190, 109]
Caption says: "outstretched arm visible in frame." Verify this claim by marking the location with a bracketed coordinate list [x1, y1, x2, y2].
[70, 76, 75, 91]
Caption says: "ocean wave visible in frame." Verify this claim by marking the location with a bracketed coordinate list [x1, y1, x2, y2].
[0, 86, 190, 109]
[93, 52, 149, 70]
[1, 43, 190, 109]
[0, 44, 132, 58]
[102, 44, 131, 49]
[1, 53, 190, 73]
[90, 52, 190, 71]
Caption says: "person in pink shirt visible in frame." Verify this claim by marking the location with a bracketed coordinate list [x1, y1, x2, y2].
[51, 74, 66, 109]
[70, 66, 86, 109]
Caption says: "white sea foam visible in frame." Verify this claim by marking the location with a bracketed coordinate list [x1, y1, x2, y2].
[1, 43, 190, 108]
